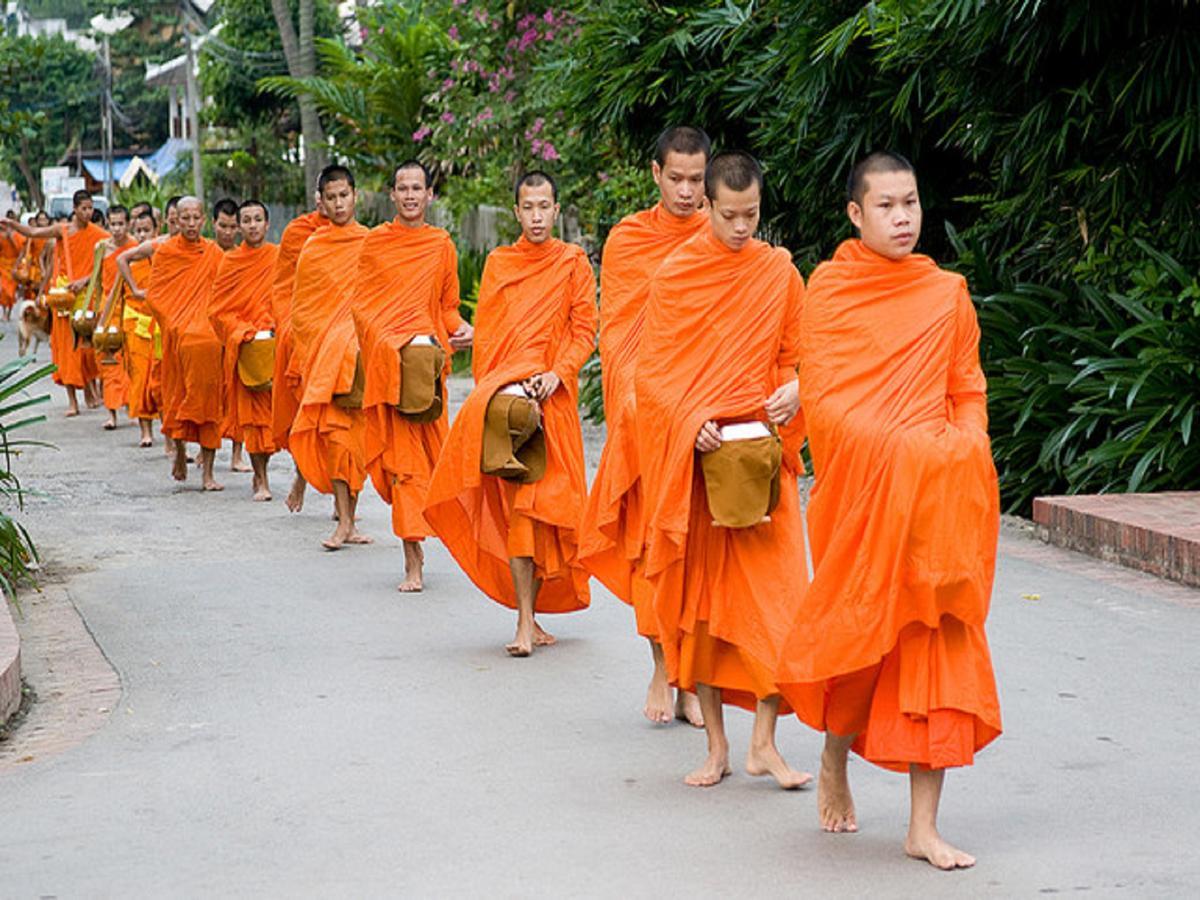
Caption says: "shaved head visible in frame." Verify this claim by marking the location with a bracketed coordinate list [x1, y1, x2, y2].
[178, 196, 203, 213]
[846, 151, 915, 205]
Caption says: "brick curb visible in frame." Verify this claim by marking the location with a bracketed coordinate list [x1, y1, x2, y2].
[0, 598, 19, 725]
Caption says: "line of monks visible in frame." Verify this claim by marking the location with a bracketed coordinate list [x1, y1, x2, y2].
[0, 126, 1001, 871]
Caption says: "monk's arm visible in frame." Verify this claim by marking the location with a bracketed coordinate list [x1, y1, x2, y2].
[766, 266, 804, 425]
[948, 286, 988, 433]
[549, 258, 599, 383]
[117, 240, 156, 299]
[1, 220, 60, 241]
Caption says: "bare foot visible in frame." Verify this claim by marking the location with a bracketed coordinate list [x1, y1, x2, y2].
[231, 457, 251, 473]
[139, 438, 153, 448]
[202, 477, 225, 492]
[506, 619, 534, 657]
[285, 476, 306, 513]
[685, 748, 731, 787]
[252, 485, 272, 502]
[102, 418, 116, 431]
[818, 750, 858, 833]
[172, 453, 188, 482]
[64, 407, 79, 418]
[675, 690, 705, 728]
[905, 830, 976, 870]
[643, 673, 672, 725]
[533, 622, 556, 646]
[398, 543, 424, 592]
[746, 743, 813, 790]
[344, 530, 374, 545]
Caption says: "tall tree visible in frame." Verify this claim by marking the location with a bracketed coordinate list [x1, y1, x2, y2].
[270, 0, 328, 193]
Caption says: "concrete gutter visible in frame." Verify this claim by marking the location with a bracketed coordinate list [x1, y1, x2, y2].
[0, 598, 18, 724]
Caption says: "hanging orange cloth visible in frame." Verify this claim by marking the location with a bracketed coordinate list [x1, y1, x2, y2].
[97, 236, 135, 411]
[351, 220, 462, 540]
[424, 236, 597, 614]
[270, 210, 327, 450]
[579, 203, 708, 634]
[776, 238, 1002, 771]
[144, 234, 225, 448]
[0, 231, 24, 310]
[287, 221, 369, 494]
[120, 253, 161, 421]
[209, 242, 279, 455]
[635, 231, 807, 712]
[51, 221, 109, 388]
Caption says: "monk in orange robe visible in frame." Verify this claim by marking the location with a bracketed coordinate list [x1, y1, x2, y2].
[209, 196, 251, 475]
[352, 160, 473, 589]
[775, 152, 1001, 870]
[208, 200, 278, 501]
[93, 205, 134, 430]
[288, 165, 371, 548]
[635, 152, 811, 790]
[579, 125, 711, 728]
[270, 195, 328, 512]
[425, 171, 597, 656]
[3, 190, 108, 415]
[120, 197, 226, 490]
[0, 212, 24, 320]
[112, 211, 161, 447]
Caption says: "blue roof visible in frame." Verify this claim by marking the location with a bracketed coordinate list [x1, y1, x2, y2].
[82, 156, 134, 181]
[82, 138, 192, 183]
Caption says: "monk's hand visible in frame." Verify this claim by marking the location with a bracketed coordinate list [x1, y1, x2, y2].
[695, 420, 722, 453]
[449, 321, 474, 351]
[765, 379, 800, 425]
[130, 285, 147, 301]
[69, 277, 89, 293]
[524, 371, 561, 403]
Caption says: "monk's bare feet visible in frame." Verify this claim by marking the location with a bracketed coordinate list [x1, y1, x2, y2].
[533, 621, 556, 646]
[286, 475, 306, 513]
[506, 618, 534, 657]
[905, 829, 976, 870]
[818, 747, 858, 833]
[746, 742, 813, 790]
[685, 745, 731, 787]
[139, 437, 153, 448]
[344, 529, 373, 545]
[64, 407, 79, 418]
[675, 690, 705, 728]
[202, 477, 224, 492]
[252, 476, 272, 502]
[103, 412, 117, 430]
[172, 452, 188, 482]
[398, 542, 424, 592]
[643, 672, 672, 725]
[322, 522, 371, 551]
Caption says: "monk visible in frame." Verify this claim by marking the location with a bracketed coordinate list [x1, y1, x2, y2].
[425, 171, 597, 656]
[163, 196, 182, 237]
[579, 125, 711, 728]
[351, 161, 472, 589]
[271, 193, 329, 513]
[775, 152, 1002, 869]
[111, 211, 161, 447]
[95, 205, 134, 430]
[2, 190, 108, 416]
[208, 200, 278, 501]
[211, 196, 251, 473]
[120, 197, 226, 490]
[636, 151, 810, 789]
[288, 164, 371, 548]
[0, 210, 23, 320]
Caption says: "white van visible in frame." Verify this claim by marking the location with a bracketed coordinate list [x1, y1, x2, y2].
[45, 194, 109, 221]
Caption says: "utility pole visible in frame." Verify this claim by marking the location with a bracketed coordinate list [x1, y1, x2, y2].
[90, 12, 133, 202]
[184, 29, 204, 203]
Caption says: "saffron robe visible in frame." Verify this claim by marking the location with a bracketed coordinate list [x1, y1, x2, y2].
[270, 210, 327, 450]
[776, 239, 1002, 771]
[288, 221, 370, 494]
[425, 237, 597, 613]
[209, 242, 280, 455]
[351, 220, 462, 540]
[636, 231, 807, 711]
[0, 232, 24, 309]
[97, 237, 135, 411]
[51, 222, 109, 388]
[145, 235, 225, 448]
[120, 253, 162, 421]
[579, 203, 708, 636]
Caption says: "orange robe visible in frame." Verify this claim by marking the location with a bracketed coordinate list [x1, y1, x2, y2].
[209, 242, 280, 455]
[0, 232, 24, 309]
[51, 222, 109, 388]
[425, 237, 597, 614]
[636, 232, 807, 712]
[145, 235, 225, 448]
[352, 221, 461, 541]
[270, 210, 328, 451]
[97, 238, 134, 412]
[776, 239, 1002, 771]
[579, 203, 707, 635]
[287, 222, 369, 494]
[120, 253, 162, 421]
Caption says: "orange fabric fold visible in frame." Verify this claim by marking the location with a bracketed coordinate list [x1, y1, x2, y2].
[579, 203, 707, 629]
[288, 221, 369, 494]
[0, 233, 24, 308]
[635, 231, 807, 711]
[270, 210, 327, 450]
[145, 234, 225, 448]
[97, 237, 135, 412]
[51, 222, 109, 388]
[776, 238, 1002, 770]
[209, 242, 279, 454]
[425, 237, 597, 613]
[120, 254, 161, 421]
[351, 220, 461, 540]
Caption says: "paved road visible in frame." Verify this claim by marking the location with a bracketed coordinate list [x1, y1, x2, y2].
[1, 335, 1198, 897]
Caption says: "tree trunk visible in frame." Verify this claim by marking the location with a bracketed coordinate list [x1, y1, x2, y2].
[270, 0, 327, 196]
[16, 134, 43, 209]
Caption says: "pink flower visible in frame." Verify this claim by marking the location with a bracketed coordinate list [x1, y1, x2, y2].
[453, 0, 466, 6]
[442, 77, 456, 90]
[518, 14, 536, 29]
[503, 89, 516, 103]
[518, 28, 538, 51]
[412, 126, 432, 142]
[441, 111, 456, 124]
[531, 138, 543, 154]
[544, 10, 555, 23]
[598, 171, 610, 183]
[448, 25, 459, 40]
[541, 142, 559, 161]
[488, 75, 501, 93]
[476, 107, 494, 123]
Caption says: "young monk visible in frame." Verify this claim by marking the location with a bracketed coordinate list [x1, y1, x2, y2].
[352, 160, 473, 589]
[271, 193, 329, 512]
[95, 205, 134, 430]
[579, 125, 711, 728]
[211, 196, 251, 474]
[424, 171, 597, 656]
[287, 165, 371, 548]
[0, 211, 23, 320]
[2, 190, 108, 416]
[113, 211, 161, 447]
[163, 196, 182, 237]
[775, 152, 1001, 869]
[636, 151, 810, 789]
[208, 200, 278, 501]
[120, 197, 226, 490]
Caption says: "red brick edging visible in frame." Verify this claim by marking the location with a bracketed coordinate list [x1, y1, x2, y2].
[0, 599, 19, 724]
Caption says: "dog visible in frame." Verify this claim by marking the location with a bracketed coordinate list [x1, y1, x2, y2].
[15, 292, 51, 358]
